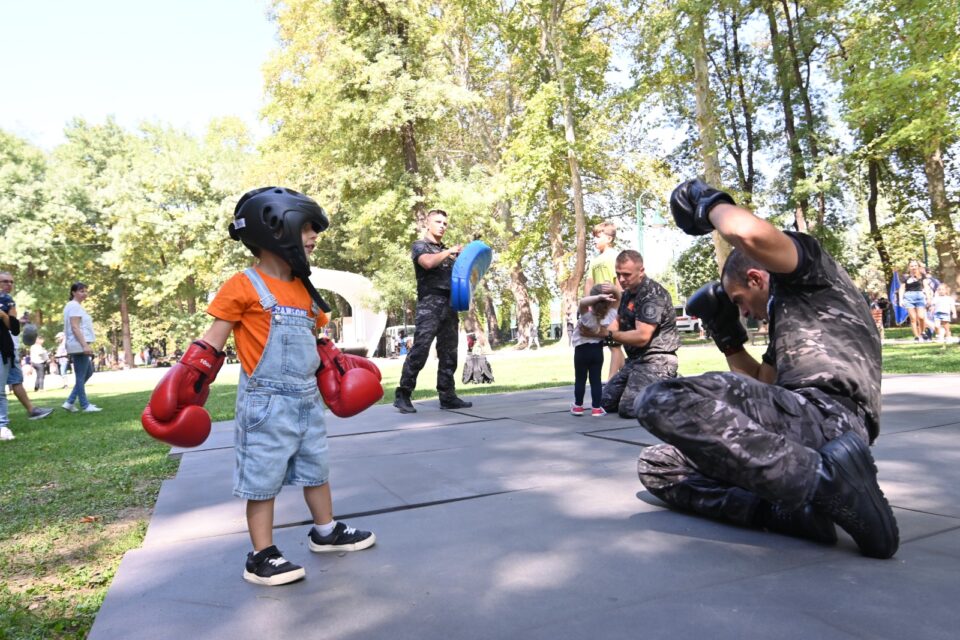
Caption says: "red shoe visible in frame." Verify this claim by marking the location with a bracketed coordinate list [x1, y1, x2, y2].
[591, 407, 607, 417]
[570, 404, 584, 416]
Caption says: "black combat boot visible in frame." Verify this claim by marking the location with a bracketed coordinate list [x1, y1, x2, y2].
[439, 397, 473, 410]
[754, 502, 837, 545]
[811, 431, 899, 559]
[393, 389, 416, 414]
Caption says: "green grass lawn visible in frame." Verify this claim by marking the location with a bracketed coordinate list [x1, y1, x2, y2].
[1, 339, 957, 637]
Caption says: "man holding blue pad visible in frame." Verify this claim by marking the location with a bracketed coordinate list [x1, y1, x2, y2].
[394, 209, 473, 413]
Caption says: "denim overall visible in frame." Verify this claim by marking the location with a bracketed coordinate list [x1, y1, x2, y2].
[233, 268, 328, 500]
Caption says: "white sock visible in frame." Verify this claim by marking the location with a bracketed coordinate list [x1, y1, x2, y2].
[315, 521, 337, 537]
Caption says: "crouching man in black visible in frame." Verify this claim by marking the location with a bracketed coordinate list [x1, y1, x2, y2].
[635, 179, 899, 559]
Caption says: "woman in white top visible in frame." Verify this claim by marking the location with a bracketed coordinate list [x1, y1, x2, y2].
[62, 282, 101, 412]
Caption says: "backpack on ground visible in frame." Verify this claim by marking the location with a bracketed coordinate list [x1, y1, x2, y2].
[462, 354, 494, 384]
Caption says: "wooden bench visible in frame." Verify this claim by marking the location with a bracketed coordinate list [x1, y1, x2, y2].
[750, 327, 769, 345]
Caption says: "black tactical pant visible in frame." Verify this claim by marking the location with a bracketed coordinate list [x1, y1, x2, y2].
[601, 354, 678, 418]
[636, 372, 869, 525]
[398, 294, 460, 402]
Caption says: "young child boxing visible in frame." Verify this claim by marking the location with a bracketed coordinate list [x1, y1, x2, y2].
[142, 187, 382, 586]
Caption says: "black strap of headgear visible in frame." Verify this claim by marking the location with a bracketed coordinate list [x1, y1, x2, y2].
[301, 275, 332, 313]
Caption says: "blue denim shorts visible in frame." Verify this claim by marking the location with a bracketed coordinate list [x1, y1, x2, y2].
[6, 357, 22, 385]
[902, 291, 927, 309]
[233, 381, 330, 500]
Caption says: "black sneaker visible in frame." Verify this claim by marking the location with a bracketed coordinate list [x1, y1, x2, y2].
[243, 545, 306, 586]
[308, 522, 376, 553]
[28, 407, 54, 420]
[439, 397, 473, 410]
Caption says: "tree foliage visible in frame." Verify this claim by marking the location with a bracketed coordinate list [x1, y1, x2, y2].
[2, 0, 956, 365]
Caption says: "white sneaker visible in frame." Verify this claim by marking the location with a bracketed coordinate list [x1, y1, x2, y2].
[0, 426, 15, 441]
[62, 401, 78, 412]
[82, 404, 103, 413]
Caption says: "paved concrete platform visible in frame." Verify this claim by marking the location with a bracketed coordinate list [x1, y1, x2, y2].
[90, 375, 960, 639]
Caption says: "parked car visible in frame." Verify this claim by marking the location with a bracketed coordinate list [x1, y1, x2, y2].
[673, 305, 701, 333]
[384, 325, 417, 357]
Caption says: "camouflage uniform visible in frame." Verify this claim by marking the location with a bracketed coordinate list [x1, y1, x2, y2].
[601, 276, 680, 418]
[637, 232, 881, 523]
[397, 239, 462, 403]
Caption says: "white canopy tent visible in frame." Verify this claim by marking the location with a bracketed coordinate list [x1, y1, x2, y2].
[308, 268, 388, 357]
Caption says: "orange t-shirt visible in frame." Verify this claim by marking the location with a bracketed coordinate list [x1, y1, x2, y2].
[207, 268, 328, 376]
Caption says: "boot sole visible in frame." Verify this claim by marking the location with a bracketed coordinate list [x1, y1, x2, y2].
[824, 434, 899, 559]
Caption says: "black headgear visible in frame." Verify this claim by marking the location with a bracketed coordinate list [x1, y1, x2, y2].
[229, 187, 332, 312]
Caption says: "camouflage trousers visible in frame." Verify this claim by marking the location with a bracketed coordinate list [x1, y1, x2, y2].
[601, 354, 678, 418]
[636, 372, 869, 521]
[398, 294, 460, 402]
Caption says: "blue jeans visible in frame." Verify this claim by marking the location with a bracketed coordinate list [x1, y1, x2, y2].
[0, 356, 11, 427]
[67, 354, 94, 409]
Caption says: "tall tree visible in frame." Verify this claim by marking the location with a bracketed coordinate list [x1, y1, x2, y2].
[835, 0, 960, 289]
[262, 0, 478, 314]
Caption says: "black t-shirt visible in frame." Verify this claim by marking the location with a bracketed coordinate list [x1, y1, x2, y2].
[617, 276, 680, 361]
[0, 293, 16, 364]
[762, 232, 881, 439]
[903, 275, 926, 292]
[412, 239, 455, 298]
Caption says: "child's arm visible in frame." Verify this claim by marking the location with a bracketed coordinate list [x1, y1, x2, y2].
[201, 319, 234, 351]
[142, 319, 231, 447]
[578, 292, 616, 313]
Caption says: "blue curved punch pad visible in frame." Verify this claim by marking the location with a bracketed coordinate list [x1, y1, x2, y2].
[450, 240, 493, 311]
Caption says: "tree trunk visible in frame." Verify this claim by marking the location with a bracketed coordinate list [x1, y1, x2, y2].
[764, 2, 810, 232]
[922, 142, 960, 291]
[714, 9, 751, 197]
[119, 279, 133, 368]
[780, 0, 825, 226]
[730, 11, 756, 197]
[542, 0, 587, 346]
[400, 120, 426, 220]
[693, 13, 733, 270]
[545, 179, 577, 346]
[482, 281, 500, 348]
[866, 158, 893, 284]
[511, 266, 535, 349]
[464, 306, 488, 355]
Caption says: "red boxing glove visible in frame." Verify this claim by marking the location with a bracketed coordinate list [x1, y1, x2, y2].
[142, 340, 226, 447]
[316, 338, 383, 417]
